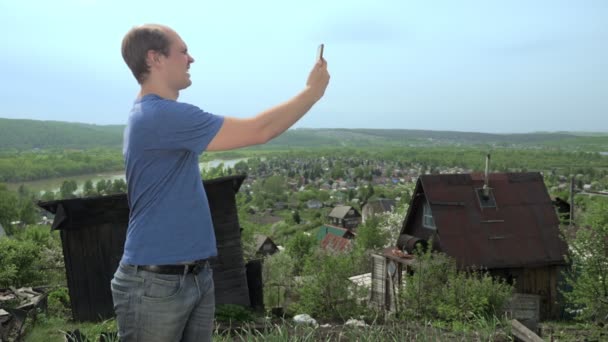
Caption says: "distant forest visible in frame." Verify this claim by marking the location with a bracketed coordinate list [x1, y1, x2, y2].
[1, 117, 608, 151]
[0, 118, 124, 150]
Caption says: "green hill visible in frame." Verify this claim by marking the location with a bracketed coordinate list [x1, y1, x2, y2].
[0, 118, 124, 150]
[1, 117, 608, 151]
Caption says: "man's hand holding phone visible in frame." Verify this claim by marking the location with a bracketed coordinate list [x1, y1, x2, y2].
[317, 44, 324, 61]
[307, 43, 329, 101]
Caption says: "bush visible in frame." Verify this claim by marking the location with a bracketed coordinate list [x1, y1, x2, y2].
[262, 252, 295, 309]
[0, 237, 43, 287]
[47, 287, 71, 318]
[0, 226, 64, 288]
[293, 250, 371, 321]
[399, 248, 514, 323]
[215, 304, 255, 323]
[285, 232, 315, 273]
[562, 197, 608, 322]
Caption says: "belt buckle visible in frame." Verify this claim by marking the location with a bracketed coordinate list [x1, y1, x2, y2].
[192, 259, 209, 274]
[191, 264, 202, 275]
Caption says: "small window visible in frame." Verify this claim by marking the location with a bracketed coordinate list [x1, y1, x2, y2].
[476, 188, 497, 208]
[423, 201, 436, 230]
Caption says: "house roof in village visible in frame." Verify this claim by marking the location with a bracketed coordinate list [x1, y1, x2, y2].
[320, 233, 352, 252]
[364, 198, 396, 213]
[254, 234, 275, 251]
[328, 205, 358, 219]
[401, 172, 567, 269]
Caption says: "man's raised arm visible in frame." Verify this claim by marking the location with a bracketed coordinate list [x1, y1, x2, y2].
[207, 59, 330, 152]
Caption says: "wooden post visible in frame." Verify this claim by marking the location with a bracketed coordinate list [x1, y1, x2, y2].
[570, 176, 575, 227]
[511, 319, 544, 342]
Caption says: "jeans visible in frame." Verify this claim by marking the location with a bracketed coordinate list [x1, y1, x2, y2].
[111, 262, 215, 342]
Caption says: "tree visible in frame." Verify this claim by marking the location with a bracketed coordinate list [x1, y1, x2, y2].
[233, 160, 249, 175]
[292, 210, 301, 224]
[0, 184, 19, 228]
[59, 180, 77, 199]
[18, 198, 38, 225]
[263, 175, 287, 197]
[347, 188, 356, 202]
[330, 165, 344, 180]
[202, 163, 228, 179]
[358, 184, 375, 205]
[109, 179, 127, 194]
[563, 198, 608, 322]
[355, 215, 389, 251]
[83, 179, 96, 197]
[262, 252, 295, 308]
[41, 191, 56, 202]
[96, 179, 108, 195]
[285, 232, 316, 272]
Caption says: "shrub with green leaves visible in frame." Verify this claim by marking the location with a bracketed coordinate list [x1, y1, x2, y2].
[0, 225, 64, 288]
[293, 250, 371, 321]
[262, 252, 295, 309]
[0, 237, 43, 287]
[563, 197, 608, 322]
[215, 304, 255, 323]
[399, 248, 513, 324]
[47, 287, 71, 318]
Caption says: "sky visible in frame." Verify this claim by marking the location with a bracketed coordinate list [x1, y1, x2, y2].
[0, 0, 606, 133]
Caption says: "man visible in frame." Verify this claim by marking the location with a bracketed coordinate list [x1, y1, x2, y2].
[111, 24, 329, 342]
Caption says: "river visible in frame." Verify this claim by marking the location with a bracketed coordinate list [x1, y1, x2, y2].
[6, 158, 247, 194]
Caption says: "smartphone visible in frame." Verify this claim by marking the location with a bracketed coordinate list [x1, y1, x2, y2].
[317, 44, 324, 61]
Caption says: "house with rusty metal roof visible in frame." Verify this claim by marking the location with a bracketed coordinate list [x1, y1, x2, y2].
[316, 224, 355, 242]
[320, 233, 352, 252]
[371, 170, 568, 321]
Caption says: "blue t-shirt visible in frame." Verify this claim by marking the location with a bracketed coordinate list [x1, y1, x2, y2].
[121, 94, 224, 265]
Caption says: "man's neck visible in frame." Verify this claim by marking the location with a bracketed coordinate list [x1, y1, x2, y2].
[139, 83, 179, 101]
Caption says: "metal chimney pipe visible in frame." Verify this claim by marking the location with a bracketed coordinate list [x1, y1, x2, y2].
[483, 154, 491, 197]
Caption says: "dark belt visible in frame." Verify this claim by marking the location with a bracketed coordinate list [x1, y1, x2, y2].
[137, 259, 209, 275]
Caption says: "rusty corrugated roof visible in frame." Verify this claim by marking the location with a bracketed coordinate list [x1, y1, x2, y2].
[321, 233, 352, 252]
[401, 172, 567, 269]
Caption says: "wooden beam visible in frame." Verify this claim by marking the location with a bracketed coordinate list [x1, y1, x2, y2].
[511, 319, 543, 342]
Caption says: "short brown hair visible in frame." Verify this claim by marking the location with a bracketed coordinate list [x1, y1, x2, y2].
[121, 24, 172, 84]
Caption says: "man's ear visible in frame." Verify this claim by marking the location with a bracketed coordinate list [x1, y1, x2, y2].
[146, 50, 161, 67]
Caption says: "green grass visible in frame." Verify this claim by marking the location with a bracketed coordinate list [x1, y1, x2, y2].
[212, 320, 512, 342]
[24, 314, 607, 342]
[538, 321, 607, 342]
[23, 314, 515, 342]
[23, 314, 117, 342]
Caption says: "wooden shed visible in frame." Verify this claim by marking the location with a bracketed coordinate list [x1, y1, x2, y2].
[38, 175, 261, 322]
[372, 172, 568, 320]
